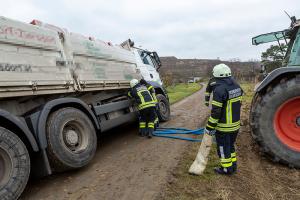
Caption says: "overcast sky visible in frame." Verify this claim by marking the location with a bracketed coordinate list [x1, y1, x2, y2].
[0, 0, 299, 61]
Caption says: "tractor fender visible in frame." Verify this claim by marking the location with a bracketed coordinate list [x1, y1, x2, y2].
[147, 81, 169, 100]
[0, 109, 39, 151]
[37, 98, 100, 149]
[256, 67, 300, 93]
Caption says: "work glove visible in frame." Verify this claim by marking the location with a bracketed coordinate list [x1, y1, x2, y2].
[204, 128, 215, 136]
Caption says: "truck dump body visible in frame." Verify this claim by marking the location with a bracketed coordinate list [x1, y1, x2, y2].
[0, 16, 140, 98]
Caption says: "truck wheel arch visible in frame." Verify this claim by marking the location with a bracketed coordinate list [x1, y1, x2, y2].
[37, 98, 100, 149]
[155, 87, 165, 96]
[0, 109, 39, 152]
[147, 81, 169, 99]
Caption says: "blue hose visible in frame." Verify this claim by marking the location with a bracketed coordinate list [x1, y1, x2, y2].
[153, 127, 204, 142]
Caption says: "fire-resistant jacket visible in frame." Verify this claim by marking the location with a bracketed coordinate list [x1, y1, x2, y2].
[141, 81, 158, 103]
[128, 83, 157, 110]
[205, 77, 243, 133]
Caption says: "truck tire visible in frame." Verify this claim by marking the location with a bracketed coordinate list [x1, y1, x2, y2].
[46, 107, 97, 172]
[250, 78, 300, 167]
[0, 127, 30, 200]
[156, 94, 171, 122]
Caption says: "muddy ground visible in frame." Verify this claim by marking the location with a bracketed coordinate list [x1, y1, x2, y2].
[20, 87, 210, 200]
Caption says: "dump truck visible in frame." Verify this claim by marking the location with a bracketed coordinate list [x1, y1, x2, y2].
[251, 16, 300, 168]
[0, 16, 170, 200]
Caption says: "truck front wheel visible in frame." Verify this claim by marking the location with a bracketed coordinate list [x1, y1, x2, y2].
[0, 127, 30, 200]
[156, 94, 171, 122]
[46, 107, 97, 172]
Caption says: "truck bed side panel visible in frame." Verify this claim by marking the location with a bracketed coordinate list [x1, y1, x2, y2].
[69, 33, 141, 91]
[0, 17, 74, 97]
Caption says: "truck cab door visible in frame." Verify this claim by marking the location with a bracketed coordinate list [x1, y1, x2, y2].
[134, 50, 162, 85]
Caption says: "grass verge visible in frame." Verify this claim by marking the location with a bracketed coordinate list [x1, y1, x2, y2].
[166, 83, 202, 104]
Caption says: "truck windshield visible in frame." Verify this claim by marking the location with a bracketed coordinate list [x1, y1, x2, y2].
[252, 30, 288, 45]
[139, 51, 157, 69]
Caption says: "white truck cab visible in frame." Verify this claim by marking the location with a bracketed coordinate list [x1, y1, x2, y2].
[132, 47, 170, 122]
[120, 39, 170, 122]
[133, 48, 163, 85]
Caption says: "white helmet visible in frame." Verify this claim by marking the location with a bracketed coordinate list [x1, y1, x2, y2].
[213, 63, 231, 78]
[130, 79, 139, 88]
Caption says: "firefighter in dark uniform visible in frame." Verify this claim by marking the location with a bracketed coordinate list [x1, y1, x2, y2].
[204, 77, 217, 107]
[139, 79, 159, 129]
[204, 64, 243, 175]
[128, 79, 157, 138]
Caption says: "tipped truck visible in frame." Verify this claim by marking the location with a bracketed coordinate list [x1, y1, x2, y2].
[0, 16, 170, 199]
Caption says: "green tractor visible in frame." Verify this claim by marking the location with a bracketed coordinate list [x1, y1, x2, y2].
[251, 16, 300, 167]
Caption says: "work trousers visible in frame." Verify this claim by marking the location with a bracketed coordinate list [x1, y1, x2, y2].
[215, 130, 238, 173]
[139, 107, 157, 136]
[154, 104, 159, 130]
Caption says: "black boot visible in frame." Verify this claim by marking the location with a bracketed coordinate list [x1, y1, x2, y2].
[214, 167, 233, 175]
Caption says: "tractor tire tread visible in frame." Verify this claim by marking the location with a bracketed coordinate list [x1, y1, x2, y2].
[250, 77, 300, 168]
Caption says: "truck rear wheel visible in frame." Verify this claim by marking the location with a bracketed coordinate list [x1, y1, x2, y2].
[46, 108, 97, 172]
[156, 94, 170, 122]
[0, 127, 30, 200]
[250, 78, 300, 167]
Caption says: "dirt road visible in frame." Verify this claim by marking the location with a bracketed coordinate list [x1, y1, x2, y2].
[20, 87, 209, 200]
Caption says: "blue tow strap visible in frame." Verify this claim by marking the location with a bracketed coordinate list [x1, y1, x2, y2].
[153, 127, 205, 142]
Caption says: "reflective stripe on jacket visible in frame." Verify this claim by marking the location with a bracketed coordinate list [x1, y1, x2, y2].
[144, 82, 158, 103]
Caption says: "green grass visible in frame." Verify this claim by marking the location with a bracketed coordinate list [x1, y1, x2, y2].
[241, 83, 255, 104]
[166, 83, 202, 104]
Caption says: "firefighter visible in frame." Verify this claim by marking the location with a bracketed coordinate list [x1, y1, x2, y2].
[204, 64, 243, 175]
[204, 77, 217, 107]
[128, 79, 157, 138]
[139, 79, 159, 129]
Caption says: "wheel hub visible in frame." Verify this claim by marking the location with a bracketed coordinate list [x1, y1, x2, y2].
[0, 148, 12, 188]
[274, 97, 300, 151]
[297, 116, 300, 127]
[64, 130, 79, 146]
[62, 121, 88, 153]
[159, 102, 167, 114]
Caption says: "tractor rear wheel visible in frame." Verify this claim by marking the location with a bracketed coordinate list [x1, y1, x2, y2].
[250, 77, 300, 167]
